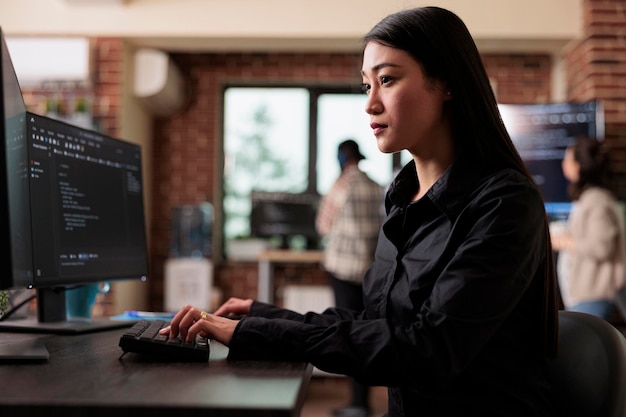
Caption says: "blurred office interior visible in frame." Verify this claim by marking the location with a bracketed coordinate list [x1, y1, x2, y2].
[2, 0, 625, 321]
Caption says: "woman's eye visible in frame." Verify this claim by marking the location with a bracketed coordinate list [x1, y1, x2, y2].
[380, 76, 392, 85]
[361, 84, 371, 94]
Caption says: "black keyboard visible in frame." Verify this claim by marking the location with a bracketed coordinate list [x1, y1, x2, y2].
[119, 319, 210, 362]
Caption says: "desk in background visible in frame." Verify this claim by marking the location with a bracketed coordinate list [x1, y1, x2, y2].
[257, 250, 324, 304]
[0, 328, 313, 417]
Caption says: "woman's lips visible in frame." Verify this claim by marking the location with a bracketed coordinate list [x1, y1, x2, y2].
[370, 122, 387, 135]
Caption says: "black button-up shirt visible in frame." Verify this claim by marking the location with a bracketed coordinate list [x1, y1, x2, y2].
[230, 159, 554, 417]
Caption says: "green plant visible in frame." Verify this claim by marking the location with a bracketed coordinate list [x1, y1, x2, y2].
[74, 96, 89, 113]
[0, 290, 8, 316]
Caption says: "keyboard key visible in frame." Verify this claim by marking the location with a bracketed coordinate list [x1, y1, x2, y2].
[119, 319, 210, 362]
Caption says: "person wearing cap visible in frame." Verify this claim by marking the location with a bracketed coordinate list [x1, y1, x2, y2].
[315, 139, 384, 417]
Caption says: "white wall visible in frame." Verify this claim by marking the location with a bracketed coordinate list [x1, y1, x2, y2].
[0, 0, 583, 53]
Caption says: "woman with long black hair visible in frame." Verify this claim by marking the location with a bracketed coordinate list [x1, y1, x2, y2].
[163, 7, 559, 416]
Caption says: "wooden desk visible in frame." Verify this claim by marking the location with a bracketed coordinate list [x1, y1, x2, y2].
[0, 329, 313, 417]
[257, 250, 324, 303]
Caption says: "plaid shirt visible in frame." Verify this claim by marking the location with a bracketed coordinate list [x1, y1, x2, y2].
[316, 165, 384, 282]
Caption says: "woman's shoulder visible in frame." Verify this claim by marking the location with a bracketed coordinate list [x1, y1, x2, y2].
[577, 187, 620, 215]
[439, 166, 543, 222]
[579, 186, 615, 202]
[469, 167, 545, 217]
[474, 167, 539, 197]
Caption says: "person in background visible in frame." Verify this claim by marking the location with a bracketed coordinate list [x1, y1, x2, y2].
[551, 135, 625, 320]
[315, 139, 383, 417]
[162, 7, 559, 416]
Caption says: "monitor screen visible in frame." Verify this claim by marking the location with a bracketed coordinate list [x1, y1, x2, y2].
[1, 28, 32, 293]
[26, 112, 148, 289]
[499, 101, 603, 220]
[250, 191, 320, 249]
[0, 28, 148, 334]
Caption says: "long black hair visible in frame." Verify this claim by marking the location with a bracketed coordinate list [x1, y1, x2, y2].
[363, 6, 558, 357]
[363, 7, 529, 177]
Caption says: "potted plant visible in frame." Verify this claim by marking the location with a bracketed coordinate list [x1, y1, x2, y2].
[0, 290, 8, 317]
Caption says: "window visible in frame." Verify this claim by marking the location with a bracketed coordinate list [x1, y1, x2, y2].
[316, 93, 395, 195]
[222, 85, 406, 253]
[223, 87, 309, 240]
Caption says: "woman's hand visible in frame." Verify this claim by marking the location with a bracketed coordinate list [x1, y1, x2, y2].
[213, 297, 253, 317]
[550, 232, 575, 251]
[549, 221, 574, 251]
[159, 304, 240, 346]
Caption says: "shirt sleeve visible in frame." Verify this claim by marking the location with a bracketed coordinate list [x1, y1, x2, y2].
[229, 300, 365, 362]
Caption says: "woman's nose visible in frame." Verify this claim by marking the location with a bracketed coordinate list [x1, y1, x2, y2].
[364, 91, 382, 115]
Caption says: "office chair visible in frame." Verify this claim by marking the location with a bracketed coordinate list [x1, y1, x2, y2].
[547, 310, 626, 417]
[614, 285, 626, 325]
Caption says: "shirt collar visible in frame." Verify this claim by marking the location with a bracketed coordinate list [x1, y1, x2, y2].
[387, 158, 488, 219]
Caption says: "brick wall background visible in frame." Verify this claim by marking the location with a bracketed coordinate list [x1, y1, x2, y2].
[143, 50, 557, 310]
[564, 0, 626, 185]
[21, 0, 626, 312]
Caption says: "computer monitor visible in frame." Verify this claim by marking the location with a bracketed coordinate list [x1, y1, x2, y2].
[0, 28, 149, 335]
[1, 28, 31, 293]
[499, 101, 603, 220]
[250, 191, 320, 249]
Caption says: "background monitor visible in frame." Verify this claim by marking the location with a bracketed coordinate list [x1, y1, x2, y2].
[499, 101, 603, 220]
[250, 191, 320, 249]
[0, 27, 149, 334]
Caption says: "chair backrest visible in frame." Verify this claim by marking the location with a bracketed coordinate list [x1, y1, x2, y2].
[547, 310, 626, 417]
[614, 285, 626, 323]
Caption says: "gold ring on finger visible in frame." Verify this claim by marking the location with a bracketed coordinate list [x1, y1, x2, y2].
[200, 311, 209, 321]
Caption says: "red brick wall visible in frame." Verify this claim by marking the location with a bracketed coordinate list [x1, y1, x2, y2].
[91, 38, 124, 138]
[564, 0, 626, 194]
[482, 54, 552, 104]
